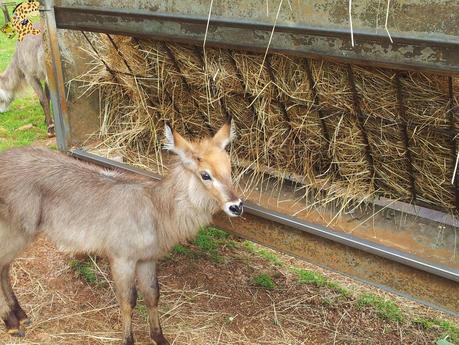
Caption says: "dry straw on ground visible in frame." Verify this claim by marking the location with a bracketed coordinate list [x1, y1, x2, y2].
[74, 33, 459, 215]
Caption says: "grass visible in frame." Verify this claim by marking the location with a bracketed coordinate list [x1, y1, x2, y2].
[252, 273, 276, 290]
[357, 293, 404, 323]
[171, 244, 194, 256]
[0, 5, 46, 151]
[243, 241, 283, 266]
[170, 227, 232, 262]
[0, 97, 47, 150]
[292, 267, 351, 297]
[193, 227, 230, 262]
[68, 258, 98, 285]
[414, 317, 459, 343]
[0, 8, 17, 71]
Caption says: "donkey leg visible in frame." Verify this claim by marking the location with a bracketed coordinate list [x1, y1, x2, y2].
[28, 78, 53, 137]
[0, 266, 23, 337]
[111, 259, 137, 345]
[136, 260, 169, 345]
[1, 265, 30, 326]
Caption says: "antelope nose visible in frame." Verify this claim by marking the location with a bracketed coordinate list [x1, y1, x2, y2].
[229, 201, 243, 216]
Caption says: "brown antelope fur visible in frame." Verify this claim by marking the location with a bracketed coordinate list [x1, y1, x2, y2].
[0, 117, 242, 345]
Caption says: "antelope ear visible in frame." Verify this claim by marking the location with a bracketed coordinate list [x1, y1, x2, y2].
[213, 116, 235, 150]
[164, 123, 195, 166]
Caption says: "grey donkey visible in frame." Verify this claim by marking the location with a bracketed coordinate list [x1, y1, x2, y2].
[0, 117, 243, 345]
[0, 25, 54, 137]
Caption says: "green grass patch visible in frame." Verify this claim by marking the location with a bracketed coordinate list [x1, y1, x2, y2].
[68, 258, 98, 285]
[252, 273, 276, 290]
[0, 7, 17, 71]
[294, 268, 327, 286]
[0, 94, 47, 151]
[292, 268, 351, 297]
[414, 318, 459, 343]
[243, 241, 283, 266]
[135, 296, 149, 321]
[357, 293, 403, 323]
[171, 244, 193, 256]
[0, 4, 46, 151]
[193, 227, 230, 262]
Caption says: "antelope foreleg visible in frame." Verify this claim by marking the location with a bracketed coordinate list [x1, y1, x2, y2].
[136, 260, 169, 345]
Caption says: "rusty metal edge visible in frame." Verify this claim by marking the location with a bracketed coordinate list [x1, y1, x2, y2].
[54, 5, 459, 48]
[51, 5, 459, 74]
[40, 0, 71, 151]
[70, 148, 459, 285]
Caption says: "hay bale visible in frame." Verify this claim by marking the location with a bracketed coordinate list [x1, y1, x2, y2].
[78, 33, 459, 215]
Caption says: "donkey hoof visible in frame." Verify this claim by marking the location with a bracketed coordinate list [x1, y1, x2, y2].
[7, 327, 25, 337]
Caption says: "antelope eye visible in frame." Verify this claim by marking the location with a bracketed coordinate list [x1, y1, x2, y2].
[200, 172, 212, 181]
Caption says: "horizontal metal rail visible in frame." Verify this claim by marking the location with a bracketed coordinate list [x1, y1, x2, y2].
[54, 5, 459, 47]
[52, 4, 459, 74]
[71, 148, 459, 283]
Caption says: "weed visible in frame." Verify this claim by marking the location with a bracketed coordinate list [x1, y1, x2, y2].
[135, 295, 149, 321]
[414, 318, 459, 343]
[172, 244, 193, 256]
[326, 281, 352, 298]
[357, 293, 403, 322]
[291, 268, 351, 297]
[243, 240, 283, 266]
[252, 273, 276, 289]
[294, 268, 327, 286]
[193, 227, 229, 262]
[69, 258, 98, 285]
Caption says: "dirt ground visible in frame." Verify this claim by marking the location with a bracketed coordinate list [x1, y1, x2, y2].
[0, 231, 457, 345]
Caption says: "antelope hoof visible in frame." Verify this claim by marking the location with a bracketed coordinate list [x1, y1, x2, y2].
[152, 334, 170, 345]
[7, 327, 25, 337]
[19, 318, 32, 327]
[123, 334, 135, 345]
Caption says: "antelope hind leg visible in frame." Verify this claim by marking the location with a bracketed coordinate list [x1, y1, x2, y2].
[1, 265, 30, 326]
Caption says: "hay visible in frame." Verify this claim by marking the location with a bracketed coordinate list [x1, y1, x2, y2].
[75, 33, 459, 215]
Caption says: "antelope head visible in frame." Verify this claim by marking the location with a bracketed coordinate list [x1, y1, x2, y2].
[164, 117, 243, 217]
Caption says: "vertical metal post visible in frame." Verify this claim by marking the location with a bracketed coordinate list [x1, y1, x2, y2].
[40, 0, 71, 151]
[394, 72, 417, 202]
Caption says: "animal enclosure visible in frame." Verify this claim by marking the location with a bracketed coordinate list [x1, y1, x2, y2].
[42, 0, 459, 314]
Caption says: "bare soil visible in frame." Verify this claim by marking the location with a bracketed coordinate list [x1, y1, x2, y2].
[0, 235, 457, 345]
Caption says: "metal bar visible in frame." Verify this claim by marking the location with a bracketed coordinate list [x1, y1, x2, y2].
[53, 5, 459, 48]
[346, 65, 378, 187]
[265, 55, 292, 126]
[81, 31, 117, 78]
[51, 5, 459, 74]
[161, 42, 213, 133]
[303, 59, 331, 143]
[448, 77, 459, 212]
[373, 197, 459, 228]
[81, 32, 150, 78]
[40, 0, 70, 151]
[394, 73, 418, 201]
[228, 51, 261, 123]
[192, 46, 231, 121]
[70, 148, 459, 283]
[132, 38, 192, 137]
